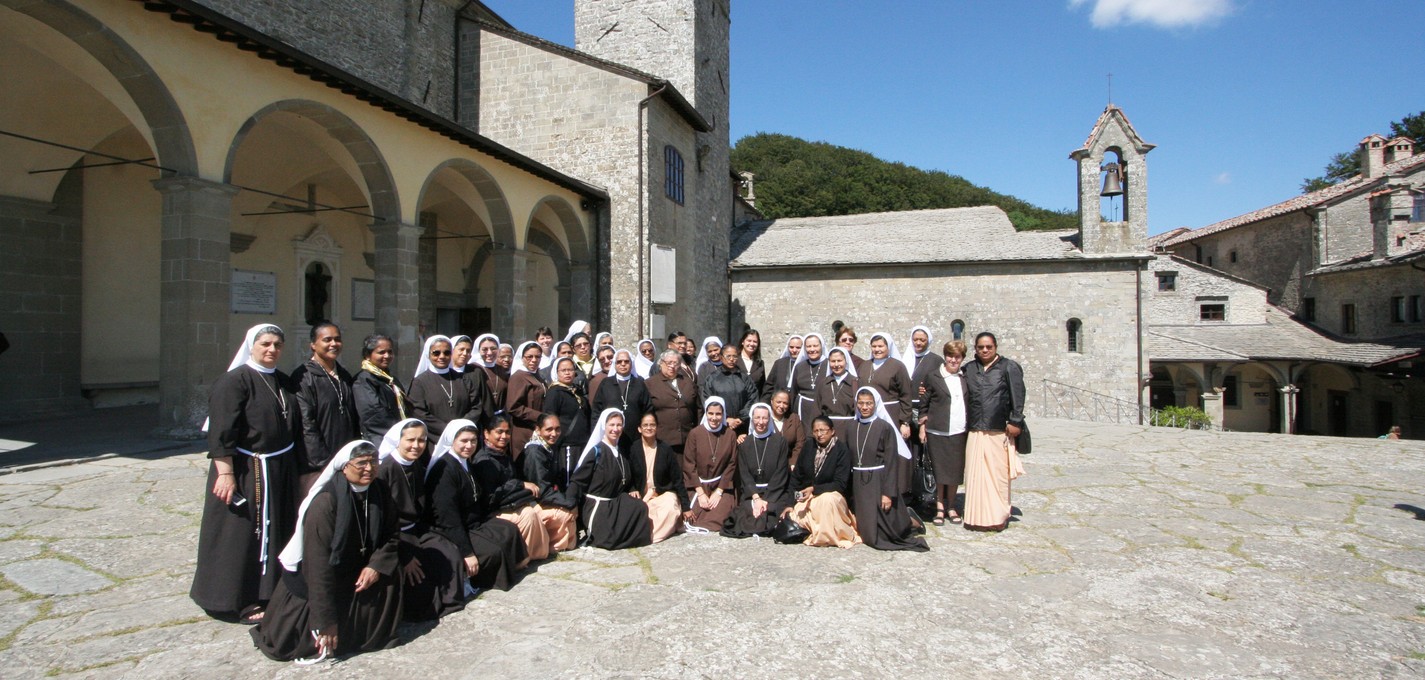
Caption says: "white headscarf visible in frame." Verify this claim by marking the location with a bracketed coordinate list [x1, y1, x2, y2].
[912, 325, 934, 373]
[826, 346, 859, 379]
[473, 333, 500, 368]
[868, 331, 901, 364]
[378, 417, 426, 466]
[700, 395, 728, 433]
[612, 349, 635, 382]
[278, 439, 377, 571]
[693, 336, 723, 374]
[634, 339, 656, 378]
[427, 418, 479, 480]
[591, 345, 617, 376]
[511, 341, 541, 376]
[786, 332, 827, 389]
[594, 331, 612, 348]
[748, 402, 774, 439]
[576, 407, 625, 470]
[448, 335, 473, 372]
[778, 335, 804, 360]
[854, 387, 912, 460]
[564, 320, 591, 343]
[544, 341, 572, 376]
[203, 323, 283, 432]
[413, 335, 453, 380]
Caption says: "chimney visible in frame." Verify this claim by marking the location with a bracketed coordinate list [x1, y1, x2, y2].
[1360, 134, 1388, 178]
[1385, 136, 1416, 165]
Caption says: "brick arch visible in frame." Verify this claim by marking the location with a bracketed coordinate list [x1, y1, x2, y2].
[418, 159, 516, 248]
[222, 99, 400, 223]
[4, 0, 197, 177]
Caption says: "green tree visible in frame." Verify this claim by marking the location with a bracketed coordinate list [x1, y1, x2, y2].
[731, 133, 1077, 231]
[1301, 111, 1425, 193]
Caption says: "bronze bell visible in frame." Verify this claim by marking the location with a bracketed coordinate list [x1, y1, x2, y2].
[1100, 161, 1124, 197]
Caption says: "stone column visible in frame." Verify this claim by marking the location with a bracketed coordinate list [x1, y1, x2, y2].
[417, 212, 437, 334]
[493, 247, 533, 341]
[1279, 385, 1299, 435]
[370, 221, 422, 379]
[152, 176, 238, 438]
[569, 263, 593, 327]
[1200, 390, 1224, 430]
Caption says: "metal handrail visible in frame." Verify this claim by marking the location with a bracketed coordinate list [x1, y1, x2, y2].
[1040, 379, 1218, 430]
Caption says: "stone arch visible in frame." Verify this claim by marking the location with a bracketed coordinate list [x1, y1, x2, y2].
[3, 0, 197, 177]
[464, 240, 495, 299]
[1296, 361, 1360, 390]
[419, 158, 515, 247]
[222, 99, 399, 223]
[525, 195, 589, 262]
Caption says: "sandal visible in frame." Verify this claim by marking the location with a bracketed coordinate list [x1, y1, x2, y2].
[933, 510, 946, 526]
[238, 606, 265, 625]
[948, 512, 963, 525]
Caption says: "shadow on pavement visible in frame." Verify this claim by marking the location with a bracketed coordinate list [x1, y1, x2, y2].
[0, 405, 204, 470]
[1393, 503, 1425, 520]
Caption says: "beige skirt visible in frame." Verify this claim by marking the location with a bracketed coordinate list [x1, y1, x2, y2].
[792, 491, 861, 549]
[498, 504, 551, 561]
[644, 491, 684, 543]
[962, 431, 1025, 531]
[537, 504, 578, 552]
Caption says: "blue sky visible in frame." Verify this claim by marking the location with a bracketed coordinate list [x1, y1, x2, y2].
[487, 1, 1425, 234]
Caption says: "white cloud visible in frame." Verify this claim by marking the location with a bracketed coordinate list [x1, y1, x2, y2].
[1070, 0, 1234, 29]
[1214, 172, 1231, 185]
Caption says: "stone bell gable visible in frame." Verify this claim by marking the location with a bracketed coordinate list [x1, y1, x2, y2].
[1071, 106, 1155, 255]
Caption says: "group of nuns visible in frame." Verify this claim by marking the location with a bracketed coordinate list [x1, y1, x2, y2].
[194, 319, 1024, 663]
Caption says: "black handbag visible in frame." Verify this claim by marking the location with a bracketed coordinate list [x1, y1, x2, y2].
[912, 452, 938, 516]
[1015, 420, 1032, 454]
[772, 513, 809, 544]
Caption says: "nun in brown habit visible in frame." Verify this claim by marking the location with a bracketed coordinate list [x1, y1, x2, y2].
[681, 396, 738, 532]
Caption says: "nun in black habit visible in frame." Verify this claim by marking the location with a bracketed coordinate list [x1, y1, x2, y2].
[845, 387, 929, 552]
[721, 403, 793, 538]
[570, 408, 653, 550]
[192, 323, 302, 624]
[251, 440, 403, 662]
[423, 419, 529, 592]
[375, 418, 467, 622]
[407, 335, 493, 442]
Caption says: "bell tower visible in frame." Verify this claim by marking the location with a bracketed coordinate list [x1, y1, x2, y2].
[1070, 106, 1154, 254]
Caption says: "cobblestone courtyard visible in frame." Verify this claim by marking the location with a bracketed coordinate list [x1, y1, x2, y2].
[0, 419, 1422, 678]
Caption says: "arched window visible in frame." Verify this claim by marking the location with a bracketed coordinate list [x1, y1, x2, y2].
[950, 319, 965, 341]
[1067, 318, 1083, 353]
[664, 145, 684, 205]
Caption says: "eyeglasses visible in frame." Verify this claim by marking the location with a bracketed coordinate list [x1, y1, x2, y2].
[430, 350, 451, 357]
[975, 345, 994, 350]
[615, 359, 632, 364]
[347, 459, 376, 470]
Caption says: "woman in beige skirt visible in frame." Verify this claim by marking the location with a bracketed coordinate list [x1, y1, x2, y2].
[633, 412, 687, 542]
[790, 415, 860, 548]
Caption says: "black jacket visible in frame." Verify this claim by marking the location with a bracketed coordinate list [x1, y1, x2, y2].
[793, 437, 851, 498]
[699, 365, 758, 421]
[353, 368, 406, 444]
[291, 359, 360, 471]
[964, 356, 1026, 431]
[628, 438, 690, 511]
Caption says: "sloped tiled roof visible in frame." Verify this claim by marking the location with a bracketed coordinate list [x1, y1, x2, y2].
[728, 207, 1099, 268]
[1070, 105, 1155, 158]
[1161, 152, 1425, 248]
[1309, 247, 1425, 275]
[1150, 306, 1420, 366]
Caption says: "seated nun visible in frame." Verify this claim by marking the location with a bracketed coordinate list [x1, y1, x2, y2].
[520, 413, 580, 551]
[682, 397, 738, 533]
[790, 416, 860, 548]
[424, 419, 529, 593]
[721, 403, 793, 538]
[570, 409, 653, 549]
[251, 441, 402, 662]
[375, 418, 466, 621]
[471, 415, 552, 561]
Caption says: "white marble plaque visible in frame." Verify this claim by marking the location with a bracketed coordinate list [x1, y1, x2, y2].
[230, 269, 277, 314]
[352, 278, 375, 321]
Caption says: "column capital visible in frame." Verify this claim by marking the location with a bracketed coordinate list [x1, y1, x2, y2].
[151, 175, 239, 197]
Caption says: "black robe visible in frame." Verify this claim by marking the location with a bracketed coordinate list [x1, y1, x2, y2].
[741, 356, 767, 401]
[793, 436, 852, 499]
[423, 455, 528, 591]
[845, 418, 928, 552]
[520, 441, 577, 508]
[250, 477, 402, 661]
[408, 368, 492, 441]
[376, 456, 465, 621]
[353, 368, 407, 444]
[570, 442, 652, 549]
[762, 355, 794, 403]
[788, 360, 829, 423]
[860, 357, 913, 428]
[291, 360, 360, 472]
[543, 383, 590, 473]
[192, 365, 302, 618]
[721, 432, 793, 538]
[471, 447, 537, 518]
[592, 374, 652, 446]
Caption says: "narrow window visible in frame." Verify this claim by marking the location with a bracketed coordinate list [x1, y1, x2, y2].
[1411, 295, 1422, 322]
[1223, 375, 1239, 408]
[1392, 296, 1406, 323]
[1302, 297, 1316, 322]
[1206, 256, 1214, 267]
[1229, 250, 1238, 263]
[1200, 304, 1226, 321]
[951, 319, 965, 340]
[1195, 245, 1203, 263]
[1342, 303, 1357, 334]
[1157, 272, 1177, 292]
[1066, 318, 1083, 353]
[664, 145, 684, 205]
[304, 262, 332, 326]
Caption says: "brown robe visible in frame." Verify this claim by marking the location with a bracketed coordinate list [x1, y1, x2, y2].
[504, 370, 546, 454]
[773, 413, 805, 469]
[681, 424, 737, 531]
[860, 357, 913, 427]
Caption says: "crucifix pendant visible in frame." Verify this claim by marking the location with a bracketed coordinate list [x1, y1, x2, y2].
[447, 398, 455, 408]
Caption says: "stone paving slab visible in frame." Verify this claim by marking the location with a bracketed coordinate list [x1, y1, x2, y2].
[0, 419, 1422, 678]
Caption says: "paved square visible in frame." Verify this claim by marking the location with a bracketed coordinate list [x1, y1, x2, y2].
[1, 420, 1422, 678]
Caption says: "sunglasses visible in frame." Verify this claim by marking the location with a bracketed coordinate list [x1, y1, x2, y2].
[430, 350, 451, 356]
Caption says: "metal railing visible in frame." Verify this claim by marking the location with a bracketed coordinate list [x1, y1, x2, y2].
[1040, 379, 1219, 430]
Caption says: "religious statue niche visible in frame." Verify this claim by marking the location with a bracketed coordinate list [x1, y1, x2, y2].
[292, 224, 343, 334]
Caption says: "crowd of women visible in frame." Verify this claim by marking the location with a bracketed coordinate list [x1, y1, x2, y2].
[191, 319, 1026, 663]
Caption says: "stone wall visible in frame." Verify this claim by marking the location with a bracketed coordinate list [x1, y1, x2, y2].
[1319, 192, 1373, 265]
[192, 0, 458, 116]
[1303, 264, 1425, 339]
[1163, 211, 1312, 311]
[1146, 255, 1267, 325]
[730, 260, 1147, 411]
